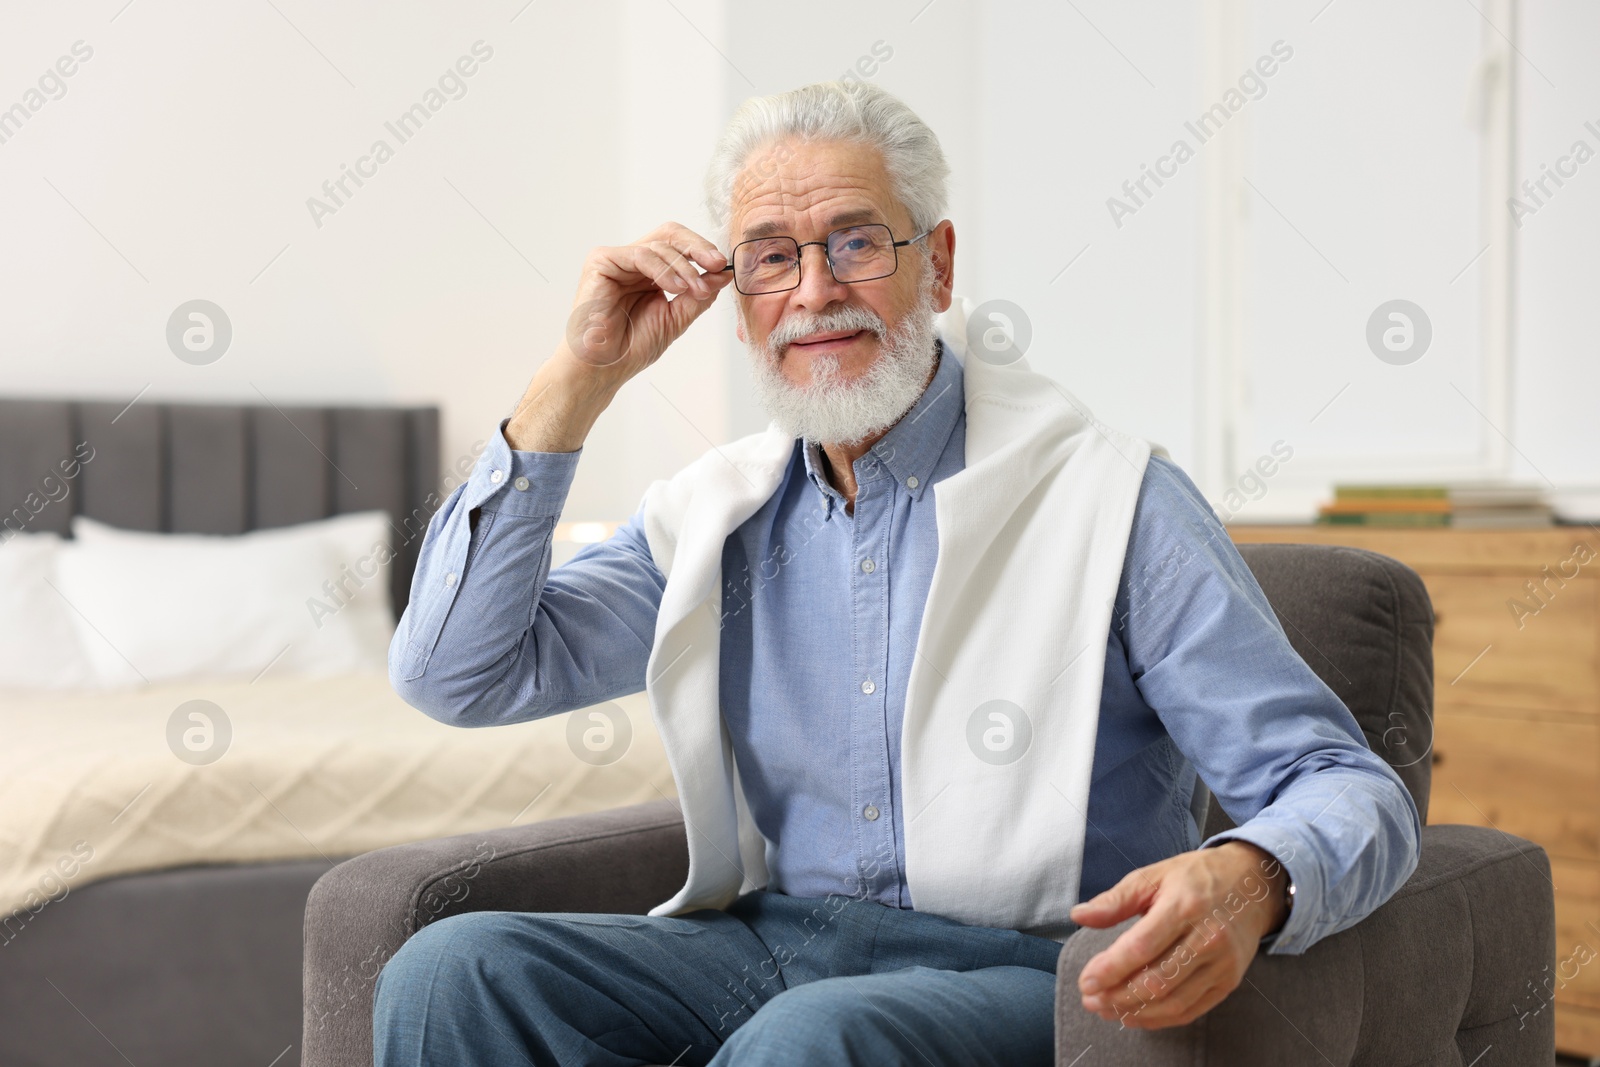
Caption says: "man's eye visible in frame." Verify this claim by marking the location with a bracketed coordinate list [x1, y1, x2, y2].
[839, 238, 870, 253]
[761, 252, 793, 266]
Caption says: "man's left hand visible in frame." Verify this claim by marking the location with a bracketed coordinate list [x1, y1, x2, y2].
[1068, 840, 1289, 1029]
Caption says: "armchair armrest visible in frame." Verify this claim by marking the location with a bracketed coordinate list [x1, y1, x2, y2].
[302, 799, 687, 1067]
[1054, 824, 1555, 1066]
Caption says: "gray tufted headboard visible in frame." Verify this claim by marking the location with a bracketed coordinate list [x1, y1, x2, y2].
[0, 396, 441, 618]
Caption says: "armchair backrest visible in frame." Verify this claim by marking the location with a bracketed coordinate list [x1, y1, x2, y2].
[1199, 544, 1435, 839]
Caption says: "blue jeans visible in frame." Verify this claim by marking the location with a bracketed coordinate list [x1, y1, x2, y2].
[372, 888, 1067, 1066]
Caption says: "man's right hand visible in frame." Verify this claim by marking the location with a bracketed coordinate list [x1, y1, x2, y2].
[566, 221, 732, 376]
[505, 222, 732, 453]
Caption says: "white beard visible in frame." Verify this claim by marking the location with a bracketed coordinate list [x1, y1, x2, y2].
[743, 281, 940, 448]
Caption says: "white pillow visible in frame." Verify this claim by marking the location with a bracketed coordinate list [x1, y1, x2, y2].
[57, 511, 397, 688]
[0, 532, 98, 690]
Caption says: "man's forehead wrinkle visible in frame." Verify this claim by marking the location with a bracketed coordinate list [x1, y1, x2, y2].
[735, 183, 893, 242]
[729, 141, 898, 242]
[739, 173, 878, 215]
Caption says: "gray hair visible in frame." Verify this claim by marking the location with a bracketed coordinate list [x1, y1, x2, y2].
[704, 81, 950, 248]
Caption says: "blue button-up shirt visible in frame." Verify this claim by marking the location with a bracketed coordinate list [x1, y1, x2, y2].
[391, 345, 1421, 955]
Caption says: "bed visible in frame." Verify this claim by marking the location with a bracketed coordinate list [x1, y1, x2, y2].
[0, 397, 671, 1067]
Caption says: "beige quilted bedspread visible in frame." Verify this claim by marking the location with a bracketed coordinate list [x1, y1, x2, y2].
[0, 672, 675, 920]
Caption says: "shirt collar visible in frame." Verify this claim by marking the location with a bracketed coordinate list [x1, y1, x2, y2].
[799, 337, 964, 511]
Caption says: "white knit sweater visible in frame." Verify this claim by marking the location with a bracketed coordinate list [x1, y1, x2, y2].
[638, 299, 1153, 941]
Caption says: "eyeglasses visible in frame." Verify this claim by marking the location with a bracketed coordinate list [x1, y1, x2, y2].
[717, 223, 932, 295]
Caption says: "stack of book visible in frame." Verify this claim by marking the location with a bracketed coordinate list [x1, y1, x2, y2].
[1318, 484, 1553, 528]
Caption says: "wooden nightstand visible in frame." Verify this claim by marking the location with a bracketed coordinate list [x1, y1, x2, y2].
[1228, 525, 1600, 1056]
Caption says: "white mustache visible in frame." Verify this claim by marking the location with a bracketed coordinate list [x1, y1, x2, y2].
[766, 305, 888, 354]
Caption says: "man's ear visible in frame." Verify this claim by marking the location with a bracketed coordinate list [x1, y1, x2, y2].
[930, 220, 956, 314]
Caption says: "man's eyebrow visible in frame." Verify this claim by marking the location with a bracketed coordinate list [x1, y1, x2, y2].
[739, 209, 885, 242]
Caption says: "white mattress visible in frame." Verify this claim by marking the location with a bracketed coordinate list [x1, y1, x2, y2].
[0, 672, 673, 919]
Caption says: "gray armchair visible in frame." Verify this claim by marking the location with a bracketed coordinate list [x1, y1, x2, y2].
[303, 544, 1556, 1066]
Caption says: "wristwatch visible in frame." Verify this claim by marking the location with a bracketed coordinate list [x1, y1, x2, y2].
[1271, 877, 1295, 939]
[1260, 874, 1294, 946]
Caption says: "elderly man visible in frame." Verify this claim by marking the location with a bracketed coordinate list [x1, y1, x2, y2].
[375, 82, 1419, 1066]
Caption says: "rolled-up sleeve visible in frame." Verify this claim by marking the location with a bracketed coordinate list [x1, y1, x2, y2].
[389, 416, 665, 727]
[1119, 458, 1422, 956]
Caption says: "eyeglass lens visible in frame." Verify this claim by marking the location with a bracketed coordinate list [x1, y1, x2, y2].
[732, 224, 898, 294]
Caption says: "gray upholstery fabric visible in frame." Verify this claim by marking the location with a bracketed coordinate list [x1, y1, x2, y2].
[1055, 824, 1555, 1064]
[0, 396, 441, 617]
[0, 858, 342, 1067]
[0, 396, 438, 1067]
[302, 801, 689, 1067]
[301, 544, 1556, 1067]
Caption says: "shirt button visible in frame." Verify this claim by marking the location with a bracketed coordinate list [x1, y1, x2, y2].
[861, 679, 875, 694]
[905, 475, 919, 489]
[860, 558, 876, 573]
[863, 805, 880, 821]
[444, 572, 458, 587]
[490, 469, 503, 483]
[513, 476, 530, 491]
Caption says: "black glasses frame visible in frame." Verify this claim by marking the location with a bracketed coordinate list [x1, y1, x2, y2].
[716, 223, 933, 296]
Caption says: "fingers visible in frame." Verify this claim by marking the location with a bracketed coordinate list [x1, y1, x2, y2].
[1074, 848, 1272, 1030]
[1085, 929, 1210, 1017]
[1110, 969, 1230, 1030]
[633, 242, 699, 296]
[1083, 904, 1246, 1025]
[605, 243, 731, 304]
[1072, 865, 1168, 989]
[663, 271, 727, 335]
[1077, 902, 1189, 1002]
[563, 222, 731, 373]
[640, 221, 728, 273]
[588, 223, 730, 298]
[1070, 869, 1158, 929]
[637, 225, 732, 342]
[630, 222, 729, 295]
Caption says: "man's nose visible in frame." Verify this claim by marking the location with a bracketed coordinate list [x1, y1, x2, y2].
[788, 242, 851, 312]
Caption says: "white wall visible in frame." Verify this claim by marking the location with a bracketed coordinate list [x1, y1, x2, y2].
[970, 1, 1201, 470]
[1513, 0, 1600, 491]
[1233, 0, 1491, 518]
[1, 0, 1593, 523]
[0, 0, 726, 522]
